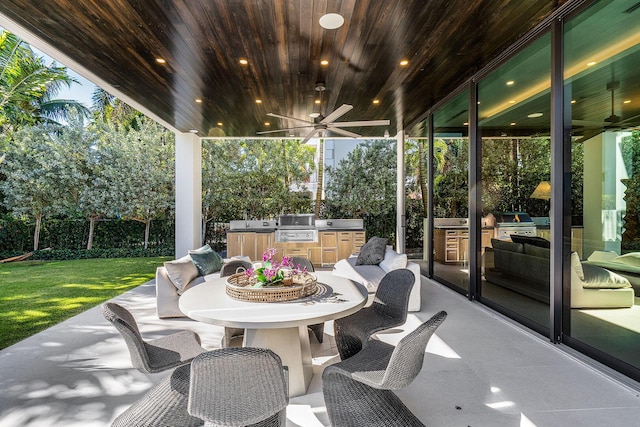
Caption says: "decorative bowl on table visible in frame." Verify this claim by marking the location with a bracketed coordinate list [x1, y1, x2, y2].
[225, 248, 317, 302]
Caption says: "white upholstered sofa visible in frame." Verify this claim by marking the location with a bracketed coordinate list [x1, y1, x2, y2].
[332, 246, 421, 311]
[156, 254, 252, 319]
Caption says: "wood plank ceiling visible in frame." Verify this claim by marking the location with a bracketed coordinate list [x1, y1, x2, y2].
[0, 0, 565, 137]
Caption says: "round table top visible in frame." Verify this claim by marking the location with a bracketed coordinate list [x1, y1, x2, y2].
[179, 271, 368, 329]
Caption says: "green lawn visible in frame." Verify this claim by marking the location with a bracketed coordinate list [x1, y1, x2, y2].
[0, 257, 170, 350]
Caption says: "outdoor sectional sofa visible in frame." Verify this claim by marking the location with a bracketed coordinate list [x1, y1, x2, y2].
[485, 238, 634, 308]
[332, 244, 421, 312]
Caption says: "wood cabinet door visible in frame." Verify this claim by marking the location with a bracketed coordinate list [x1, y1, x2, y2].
[308, 247, 322, 266]
[227, 233, 243, 257]
[321, 232, 337, 248]
[322, 248, 337, 266]
[241, 232, 257, 260]
[337, 232, 353, 260]
[352, 232, 366, 254]
[254, 233, 273, 261]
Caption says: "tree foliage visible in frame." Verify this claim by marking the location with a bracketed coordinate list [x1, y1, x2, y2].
[0, 123, 66, 249]
[325, 139, 397, 218]
[0, 31, 89, 133]
[202, 138, 315, 223]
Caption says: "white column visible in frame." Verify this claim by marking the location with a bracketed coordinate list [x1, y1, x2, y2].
[175, 132, 202, 257]
[396, 130, 406, 253]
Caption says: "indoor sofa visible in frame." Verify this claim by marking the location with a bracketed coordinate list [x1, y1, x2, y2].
[332, 243, 421, 312]
[485, 238, 634, 308]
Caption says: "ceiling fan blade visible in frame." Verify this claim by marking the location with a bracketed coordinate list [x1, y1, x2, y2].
[267, 112, 315, 125]
[321, 104, 353, 123]
[256, 125, 313, 135]
[299, 128, 318, 145]
[329, 127, 361, 138]
[328, 119, 390, 127]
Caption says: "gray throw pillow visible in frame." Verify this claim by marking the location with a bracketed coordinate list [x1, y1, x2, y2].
[188, 244, 223, 276]
[356, 236, 388, 265]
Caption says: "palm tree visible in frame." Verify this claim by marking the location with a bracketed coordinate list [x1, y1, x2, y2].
[0, 31, 89, 131]
[91, 87, 142, 130]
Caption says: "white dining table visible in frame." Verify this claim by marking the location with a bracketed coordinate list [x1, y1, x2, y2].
[179, 271, 367, 397]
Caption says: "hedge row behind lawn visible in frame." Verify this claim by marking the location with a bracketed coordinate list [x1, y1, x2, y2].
[0, 247, 174, 261]
[0, 256, 171, 350]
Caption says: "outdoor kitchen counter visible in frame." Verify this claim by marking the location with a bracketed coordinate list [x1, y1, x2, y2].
[433, 227, 495, 264]
[226, 226, 366, 267]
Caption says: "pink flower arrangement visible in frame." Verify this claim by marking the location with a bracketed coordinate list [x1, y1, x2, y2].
[245, 248, 308, 287]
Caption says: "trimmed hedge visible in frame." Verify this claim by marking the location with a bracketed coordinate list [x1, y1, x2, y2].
[0, 217, 175, 252]
[0, 247, 174, 261]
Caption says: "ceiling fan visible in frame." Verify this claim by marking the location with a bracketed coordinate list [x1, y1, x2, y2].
[256, 84, 390, 144]
[572, 77, 640, 131]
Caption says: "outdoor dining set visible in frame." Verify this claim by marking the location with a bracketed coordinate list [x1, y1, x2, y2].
[101, 257, 447, 427]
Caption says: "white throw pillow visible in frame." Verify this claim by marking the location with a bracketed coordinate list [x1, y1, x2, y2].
[613, 252, 640, 268]
[379, 247, 408, 273]
[164, 255, 199, 293]
[586, 250, 618, 263]
[570, 251, 584, 281]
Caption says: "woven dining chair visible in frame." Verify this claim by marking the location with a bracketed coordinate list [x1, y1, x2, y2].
[219, 260, 253, 348]
[101, 302, 206, 374]
[289, 256, 325, 343]
[111, 363, 203, 427]
[333, 268, 415, 360]
[188, 348, 289, 426]
[323, 310, 447, 427]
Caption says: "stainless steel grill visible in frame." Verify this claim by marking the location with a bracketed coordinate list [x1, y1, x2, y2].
[275, 214, 317, 242]
[275, 229, 318, 242]
[495, 212, 537, 240]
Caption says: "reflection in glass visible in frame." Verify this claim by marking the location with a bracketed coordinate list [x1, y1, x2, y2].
[479, 33, 551, 331]
[565, 0, 640, 375]
[432, 91, 470, 293]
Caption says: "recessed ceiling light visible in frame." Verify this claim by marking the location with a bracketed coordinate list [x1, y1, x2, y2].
[510, 122, 516, 126]
[217, 122, 223, 126]
[586, 61, 597, 66]
[319, 13, 344, 29]
[373, 99, 380, 104]
[309, 112, 320, 118]
[195, 98, 202, 103]
[189, 129, 198, 133]
[571, 100, 577, 104]
[315, 99, 321, 104]
[255, 99, 262, 104]
[155, 58, 166, 64]
[463, 122, 469, 126]
[264, 122, 270, 126]
[239, 58, 248, 65]
[624, 99, 631, 104]
[399, 59, 409, 66]
[506, 80, 515, 86]
[320, 60, 329, 66]
[527, 112, 543, 118]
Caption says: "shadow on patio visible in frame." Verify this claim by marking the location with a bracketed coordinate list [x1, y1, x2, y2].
[2, 276, 640, 426]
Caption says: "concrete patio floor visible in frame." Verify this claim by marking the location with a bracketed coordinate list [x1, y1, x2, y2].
[2, 275, 640, 426]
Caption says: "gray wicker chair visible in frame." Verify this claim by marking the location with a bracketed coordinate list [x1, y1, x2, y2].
[334, 268, 415, 360]
[323, 311, 447, 427]
[289, 256, 325, 343]
[219, 260, 253, 348]
[188, 348, 289, 426]
[111, 364, 203, 427]
[101, 302, 206, 374]
[220, 259, 253, 277]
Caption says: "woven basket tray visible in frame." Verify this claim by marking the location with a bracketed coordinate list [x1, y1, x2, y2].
[225, 272, 318, 302]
